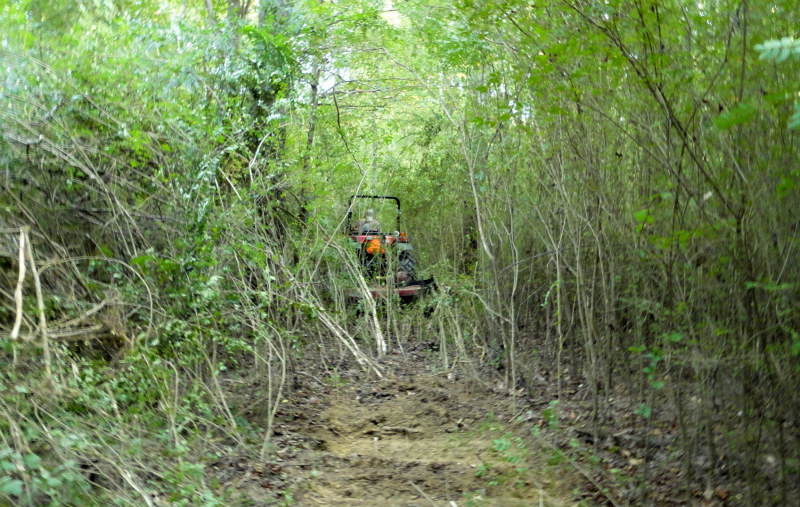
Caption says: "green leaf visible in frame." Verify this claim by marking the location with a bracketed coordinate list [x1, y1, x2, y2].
[130, 254, 154, 266]
[633, 210, 649, 222]
[714, 102, 756, 130]
[492, 437, 511, 452]
[773, 174, 792, 197]
[745, 281, 795, 291]
[789, 105, 800, 130]
[45, 476, 63, 488]
[547, 450, 562, 465]
[0, 477, 23, 496]
[633, 209, 653, 225]
[23, 453, 41, 470]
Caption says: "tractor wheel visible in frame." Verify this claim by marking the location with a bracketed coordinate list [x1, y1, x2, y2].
[399, 251, 417, 281]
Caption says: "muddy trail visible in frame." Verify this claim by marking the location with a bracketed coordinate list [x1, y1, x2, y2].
[254, 351, 593, 507]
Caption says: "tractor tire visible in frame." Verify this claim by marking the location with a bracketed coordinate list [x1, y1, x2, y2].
[399, 251, 417, 282]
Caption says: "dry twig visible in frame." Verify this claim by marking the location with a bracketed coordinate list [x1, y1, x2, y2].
[10, 227, 26, 340]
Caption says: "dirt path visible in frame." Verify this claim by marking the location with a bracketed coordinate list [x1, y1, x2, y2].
[268, 353, 581, 507]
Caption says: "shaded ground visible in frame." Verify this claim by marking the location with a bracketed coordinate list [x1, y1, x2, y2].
[264, 350, 585, 507]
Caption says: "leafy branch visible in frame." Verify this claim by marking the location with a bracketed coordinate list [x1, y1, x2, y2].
[755, 36, 800, 129]
[755, 36, 800, 63]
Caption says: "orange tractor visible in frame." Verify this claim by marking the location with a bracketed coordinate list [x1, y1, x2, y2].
[345, 195, 435, 302]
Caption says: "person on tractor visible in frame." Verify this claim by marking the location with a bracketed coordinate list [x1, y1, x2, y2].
[352, 208, 380, 235]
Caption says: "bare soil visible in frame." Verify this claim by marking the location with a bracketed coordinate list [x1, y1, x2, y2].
[209, 336, 779, 507]
[265, 351, 584, 507]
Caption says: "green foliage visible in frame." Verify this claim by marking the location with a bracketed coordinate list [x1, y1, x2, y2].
[462, 490, 487, 507]
[2, 0, 800, 504]
[755, 36, 800, 129]
[0, 448, 89, 506]
[541, 400, 560, 429]
[159, 462, 221, 507]
[473, 417, 534, 491]
[714, 102, 757, 130]
[755, 37, 800, 63]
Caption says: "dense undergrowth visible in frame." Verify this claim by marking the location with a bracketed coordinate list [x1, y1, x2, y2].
[2, 1, 800, 506]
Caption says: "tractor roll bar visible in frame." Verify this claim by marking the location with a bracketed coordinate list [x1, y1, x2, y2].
[346, 195, 401, 232]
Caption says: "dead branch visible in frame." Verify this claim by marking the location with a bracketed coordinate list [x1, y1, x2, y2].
[10, 228, 26, 340]
[52, 297, 109, 329]
[22, 227, 52, 378]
